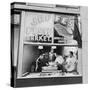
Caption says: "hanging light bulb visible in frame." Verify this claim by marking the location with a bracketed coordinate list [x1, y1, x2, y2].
[52, 46, 56, 49]
[38, 46, 43, 49]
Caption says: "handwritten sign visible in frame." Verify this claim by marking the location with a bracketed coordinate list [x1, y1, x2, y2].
[24, 12, 54, 43]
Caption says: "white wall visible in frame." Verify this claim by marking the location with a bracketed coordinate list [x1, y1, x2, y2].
[80, 6, 88, 84]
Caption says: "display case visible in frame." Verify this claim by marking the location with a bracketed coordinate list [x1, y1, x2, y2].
[11, 2, 88, 87]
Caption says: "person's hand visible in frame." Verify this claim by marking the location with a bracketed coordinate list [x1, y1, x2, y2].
[46, 63, 49, 66]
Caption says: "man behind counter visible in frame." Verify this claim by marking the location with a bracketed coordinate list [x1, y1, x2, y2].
[35, 52, 49, 72]
[64, 51, 78, 74]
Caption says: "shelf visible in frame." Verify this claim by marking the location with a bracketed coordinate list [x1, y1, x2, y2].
[19, 72, 82, 79]
[23, 41, 78, 46]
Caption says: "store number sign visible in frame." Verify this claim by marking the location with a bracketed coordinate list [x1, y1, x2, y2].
[24, 12, 54, 43]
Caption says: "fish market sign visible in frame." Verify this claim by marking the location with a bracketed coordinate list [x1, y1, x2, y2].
[24, 12, 54, 43]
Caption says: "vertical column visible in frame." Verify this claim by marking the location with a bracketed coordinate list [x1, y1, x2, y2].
[52, 14, 55, 44]
[17, 11, 25, 77]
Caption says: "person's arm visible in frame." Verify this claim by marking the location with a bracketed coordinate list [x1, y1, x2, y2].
[35, 60, 38, 71]
[35, 57, 40, 71]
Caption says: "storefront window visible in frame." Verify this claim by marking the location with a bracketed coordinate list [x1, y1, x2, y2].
[18, 11, 82, 78]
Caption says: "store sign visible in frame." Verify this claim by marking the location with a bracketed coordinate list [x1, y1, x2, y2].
[24, 12, 54, 43]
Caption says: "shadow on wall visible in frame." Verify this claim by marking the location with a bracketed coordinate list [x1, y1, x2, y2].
[22, 45, 40, 74]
